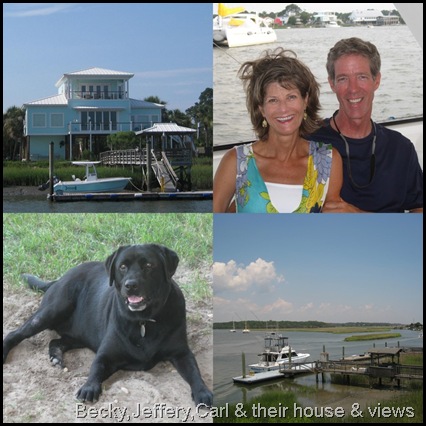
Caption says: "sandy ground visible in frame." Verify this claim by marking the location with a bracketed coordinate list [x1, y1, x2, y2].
[3, 271, 213, 424]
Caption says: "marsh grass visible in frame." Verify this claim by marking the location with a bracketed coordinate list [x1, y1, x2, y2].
[344, 333, 402, 341]
[3, 213, 212, 303]
[213, 388, 423, 424]
[3, 158, 213, 190]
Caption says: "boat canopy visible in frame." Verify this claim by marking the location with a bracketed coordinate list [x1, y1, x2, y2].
[218, 3, 245, 17]
[71, 161, 101, 166]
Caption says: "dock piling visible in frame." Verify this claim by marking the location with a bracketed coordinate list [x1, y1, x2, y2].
[49, 142, 54, 200]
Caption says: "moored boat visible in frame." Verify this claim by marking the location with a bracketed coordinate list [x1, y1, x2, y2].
[213, 3, 277, 48]
[52, 161, 131, 195]
[249, 333, 310, 372]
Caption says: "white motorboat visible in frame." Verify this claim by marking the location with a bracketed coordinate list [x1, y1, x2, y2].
[213, 3, 277, 48]
[325, 21, 340, 28]
[249, 334, 310, 372]
[53, 161, 131, 194]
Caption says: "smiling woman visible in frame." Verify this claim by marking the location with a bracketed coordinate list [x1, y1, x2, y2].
[213, 47, 343, 213]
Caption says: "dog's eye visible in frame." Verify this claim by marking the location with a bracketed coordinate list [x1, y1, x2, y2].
[145, 263, 152, 269]
[119, 264, 127, 272]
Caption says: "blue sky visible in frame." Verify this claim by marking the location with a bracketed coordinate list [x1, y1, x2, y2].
[3, 3, 212, 113]
[213, 215, 423, 325]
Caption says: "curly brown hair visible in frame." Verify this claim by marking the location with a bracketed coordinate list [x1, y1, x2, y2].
[238, 47, 321, 141]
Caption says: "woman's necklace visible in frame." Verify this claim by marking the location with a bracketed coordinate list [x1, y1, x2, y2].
[332, 110, 376, 189]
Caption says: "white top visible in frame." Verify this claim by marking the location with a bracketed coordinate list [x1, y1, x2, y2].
[265, 182, 303, 213]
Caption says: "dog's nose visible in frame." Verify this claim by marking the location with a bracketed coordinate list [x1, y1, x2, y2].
[124, 280, 138, 291]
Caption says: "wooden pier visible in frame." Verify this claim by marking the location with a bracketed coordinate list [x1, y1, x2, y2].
[48, 190, 212, 202]
[233, 347, 423, 387]
[314, 347, 423, 387]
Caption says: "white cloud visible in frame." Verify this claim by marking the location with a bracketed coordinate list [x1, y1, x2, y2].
[213, 258, 284, 293]
[260, 298, 293, 314]
[4, 3, 77, 18]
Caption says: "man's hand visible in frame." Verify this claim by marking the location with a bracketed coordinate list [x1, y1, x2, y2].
[322, 199, 365, 213]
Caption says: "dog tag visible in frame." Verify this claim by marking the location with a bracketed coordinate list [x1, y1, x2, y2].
[140, 319, 155, 338]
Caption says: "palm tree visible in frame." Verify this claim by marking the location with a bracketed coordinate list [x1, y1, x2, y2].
[144, 96, 169, 123]
[3, 106, 25, 160]
[186, 88, 213, 150]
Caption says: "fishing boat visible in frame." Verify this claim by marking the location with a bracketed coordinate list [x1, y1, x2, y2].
[52, 161, 131, 194]
[248, 333, 310, 373]
[213, 3, 277, 48]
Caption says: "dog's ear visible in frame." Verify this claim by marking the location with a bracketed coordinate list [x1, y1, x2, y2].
[159, 245, 179, 279]
[105, 246, 128, 286]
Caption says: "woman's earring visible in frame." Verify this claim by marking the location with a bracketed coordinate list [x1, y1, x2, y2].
[303, 111, 308, 121]
[262, 118, 268, 128]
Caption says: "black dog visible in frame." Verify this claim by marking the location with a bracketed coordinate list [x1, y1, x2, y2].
[3, 244, 212, 406]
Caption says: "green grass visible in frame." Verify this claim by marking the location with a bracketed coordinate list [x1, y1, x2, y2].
[344, 333, 402, 341]
[3, 158, 213, 190]
[3, 213, 212, 303]
[212, 388, 423, 424]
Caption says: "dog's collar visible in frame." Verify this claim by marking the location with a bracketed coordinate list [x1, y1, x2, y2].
[140, 319, 156, 338]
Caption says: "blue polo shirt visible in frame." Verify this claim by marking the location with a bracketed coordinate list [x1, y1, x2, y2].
[311, 120, 423, 212]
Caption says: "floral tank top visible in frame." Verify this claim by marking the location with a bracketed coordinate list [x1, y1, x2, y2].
[235, 141, 333, 213]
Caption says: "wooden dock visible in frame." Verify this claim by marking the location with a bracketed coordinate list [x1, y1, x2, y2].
[48, 190, 212, 202]
[233, 347, 423, 387]
[233, 362, 317, 384]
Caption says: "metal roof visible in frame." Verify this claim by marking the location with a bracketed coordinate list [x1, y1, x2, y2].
[136, 123, 196, 135]
[56, 67, 134, 87]
[23, 94, 68, 106]
[130, 98, 164, 108]
[23, 95, 162, 110]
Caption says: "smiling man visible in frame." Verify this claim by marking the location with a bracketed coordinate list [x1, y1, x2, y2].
[311, 37, 423, 213]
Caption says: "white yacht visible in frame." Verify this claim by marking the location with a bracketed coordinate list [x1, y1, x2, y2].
[213, 3, 277, 48]
[249, 334, 310, 372]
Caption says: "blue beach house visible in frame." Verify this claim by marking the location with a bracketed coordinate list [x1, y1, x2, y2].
[22, 67, 164, 161]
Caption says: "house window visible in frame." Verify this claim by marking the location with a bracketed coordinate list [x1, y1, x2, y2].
[51, 113, 64, 128]
[80, 110, 118, 131]
[96, 112, 102, 130]
[33, 113, 46, 127]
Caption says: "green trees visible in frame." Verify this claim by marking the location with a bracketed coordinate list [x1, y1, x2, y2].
[3, 106, 25, 160]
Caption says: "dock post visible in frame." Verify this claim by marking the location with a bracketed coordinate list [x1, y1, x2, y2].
[242, 352, 246, 378]
[146, 138, 152, 192]
[49, 142, 54, 200]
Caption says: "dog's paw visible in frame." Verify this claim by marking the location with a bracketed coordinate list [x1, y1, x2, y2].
[192, 387, 213, 408]
[76, 383, 102, 403]
[50, 355, 63, 368]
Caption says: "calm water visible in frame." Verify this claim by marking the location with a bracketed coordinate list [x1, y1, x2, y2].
[2, 195, 212, 213]
[213, 329, 423, 407]
[213, 25, 423, 146]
